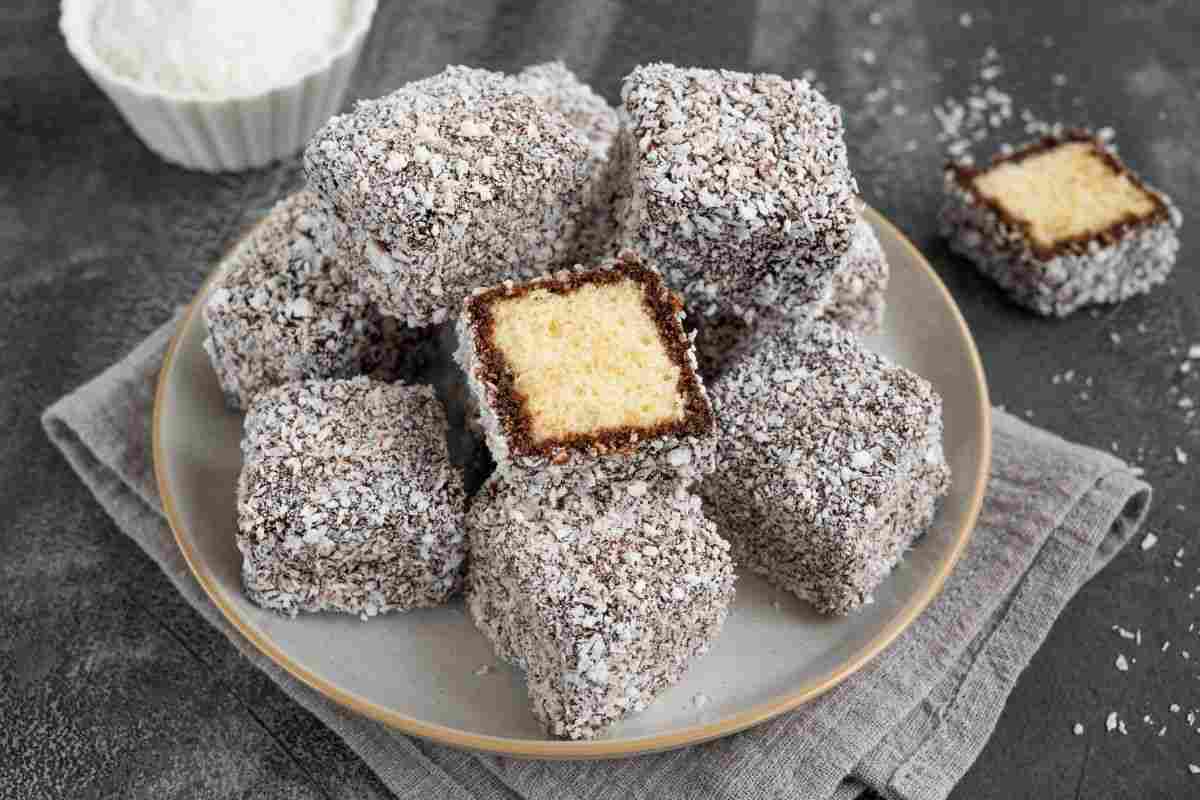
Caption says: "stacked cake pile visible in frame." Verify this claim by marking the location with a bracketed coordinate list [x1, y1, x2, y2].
[456, 251, 734, 739]
[202, 61, 954, 740]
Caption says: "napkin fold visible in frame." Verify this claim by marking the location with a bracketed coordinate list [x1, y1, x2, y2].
[43, 315, 1150, 800]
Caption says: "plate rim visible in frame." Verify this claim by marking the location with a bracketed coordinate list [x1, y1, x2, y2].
[153, 204, 992, 759]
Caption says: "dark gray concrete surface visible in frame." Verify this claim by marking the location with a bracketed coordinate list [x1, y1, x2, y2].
[3, 1, 1198, 797]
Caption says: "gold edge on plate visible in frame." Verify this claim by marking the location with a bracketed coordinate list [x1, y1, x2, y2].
[152, 204, 992, 760]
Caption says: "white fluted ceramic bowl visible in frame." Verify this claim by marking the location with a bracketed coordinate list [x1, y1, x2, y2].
[60, 0, 376, 172]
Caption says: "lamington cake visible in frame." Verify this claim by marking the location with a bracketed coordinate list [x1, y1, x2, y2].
[202, 190, 398, 409]
[610, 63, 857, 324]
[237, 377, 466, 618]
[304, 66, 594, 328]
[701, 322, 950, 615]
[691, 213, 891, 381]
[455, 250, 716, 481]
[511, 62, 622, 264]
[818, 214, 889, 336]
[513, 61, 618, 167]
[941, 129, 1181, 317]
[467, 472, 735, 739]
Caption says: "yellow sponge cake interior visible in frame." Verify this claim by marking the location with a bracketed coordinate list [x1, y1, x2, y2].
[972, 140, 1160, 251]
[490, 278, 686, 443]
[464, 252, 713, 461]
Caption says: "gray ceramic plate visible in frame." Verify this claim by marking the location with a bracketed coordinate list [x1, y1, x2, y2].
[154, 205, 991, 759]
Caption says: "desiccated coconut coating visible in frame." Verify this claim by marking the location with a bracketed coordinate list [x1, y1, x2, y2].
[513, 61, 618, 166]
[610, 63, 857, 324]
[691, 214, 890, 382]
[304, 65, 594, 328]
[818, 214, 889, 336]
[237, 377, 466, 619]
[701, 322, 950, 616]
[203, 190, 407, 410]
[510, 62, 623, 264]
[940, 129, 1182, 317]
[467, 472, 735, 739]
[455, 250, 717, 483]
[320, 200, 440, 385]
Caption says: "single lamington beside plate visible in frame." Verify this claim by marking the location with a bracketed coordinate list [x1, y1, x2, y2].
[203, 190, 394, 410]
[467, 472, 735, 739]
[610, 62, 857, 324]
[941, 129, 1182, 317]
[237, 377, 466, 618]
[304, 65, 594, 328]
[701, 322, 950, 616]
[455, 250, 716, 481]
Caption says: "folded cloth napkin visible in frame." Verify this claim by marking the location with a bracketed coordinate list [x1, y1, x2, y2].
[43, 314, 1151, 800]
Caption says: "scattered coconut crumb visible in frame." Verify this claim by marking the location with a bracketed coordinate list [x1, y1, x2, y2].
[1116, 654, 1129, 672]
[1177, 447, 1190, 465]
[1164, 641, 1172, 652]
[1106, 711, 1119, 732]
[1173, 704, 1182, 713]
[1190, 764, 1200, 775]
[959, 11, 973, 27]
[1143, 533, 1159, 551]
[1188, 344, 1200, 359]
[1073, 723, 1084, 735]
[473, 664, 493, 677]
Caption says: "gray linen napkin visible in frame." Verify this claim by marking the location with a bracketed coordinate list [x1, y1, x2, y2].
[42, 315, 1151, 800]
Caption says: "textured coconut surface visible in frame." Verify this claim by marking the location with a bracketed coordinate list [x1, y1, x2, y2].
[11, 2, 1200, 798]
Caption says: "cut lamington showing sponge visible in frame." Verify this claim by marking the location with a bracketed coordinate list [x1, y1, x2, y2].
[237, 377, 466, 619]
[467, 472, 735, 739]
[701, 322, 950, 616]
[611, 63, 857, 325]
[304, 66, 594, 328]
[455, 250, 716, 481]
[941, 129, 1181, 317]
[203, 190, 397, 410]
